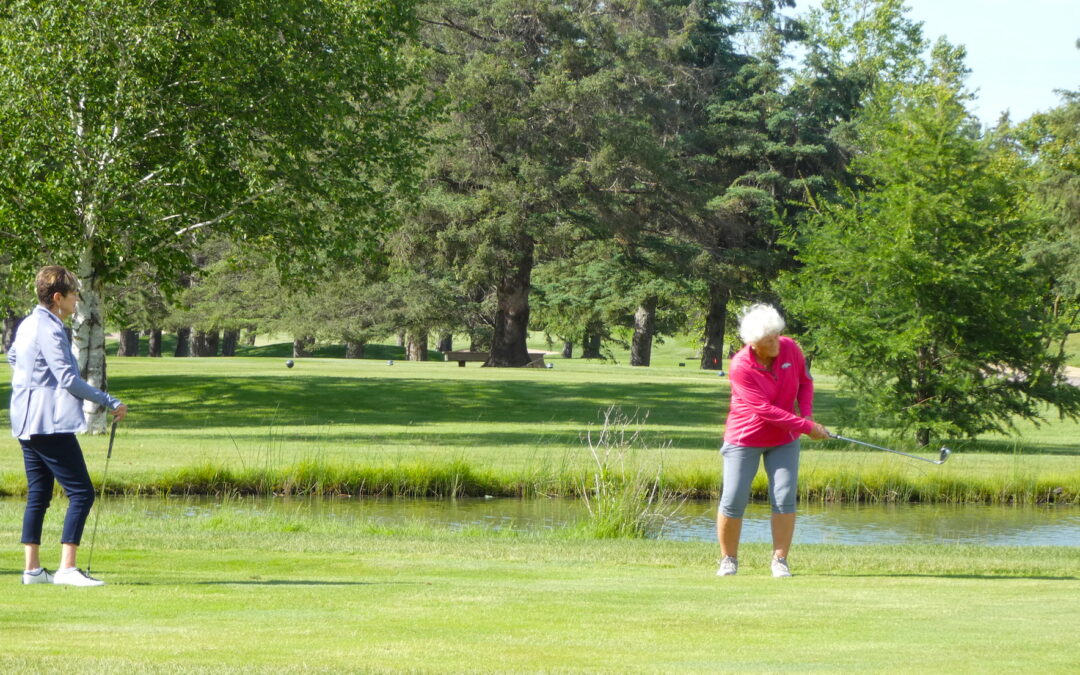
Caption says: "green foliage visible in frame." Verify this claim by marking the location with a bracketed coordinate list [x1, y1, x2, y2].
[780, 45, 1080, 443]
[1015, 90, 1080, 333]
[0, 0, 431, 286]
[0, 0, 436, 426]
[165, 241, 277, 339]
[531, 239, 695, 354]
[798, 0, 928, 120]
[403, 0, 743, 363]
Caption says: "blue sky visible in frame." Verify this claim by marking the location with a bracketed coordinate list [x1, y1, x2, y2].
[795, 0, 1080, 126]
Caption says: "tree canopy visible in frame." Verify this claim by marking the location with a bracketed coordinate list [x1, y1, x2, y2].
[1, 0, 1077, 447]
[0, 0, 433, 429]
[779, 43, 1080, 444]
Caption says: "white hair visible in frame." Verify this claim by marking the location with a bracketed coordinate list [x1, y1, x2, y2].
[738, 303, 785, 344]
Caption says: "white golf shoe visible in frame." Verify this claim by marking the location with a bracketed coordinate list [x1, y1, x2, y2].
[716, 556, 738, 576]
[22, 568, 54, 585]
[53, 567, 105, 587]
[771, 556, 792, 578]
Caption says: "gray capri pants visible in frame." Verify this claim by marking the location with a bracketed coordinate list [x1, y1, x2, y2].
[719, 439, 801, 518]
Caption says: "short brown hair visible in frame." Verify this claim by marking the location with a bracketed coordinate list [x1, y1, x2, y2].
[35, 266, 79, 308]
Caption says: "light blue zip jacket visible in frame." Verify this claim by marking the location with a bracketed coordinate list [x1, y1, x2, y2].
[8, 305, 122, 440]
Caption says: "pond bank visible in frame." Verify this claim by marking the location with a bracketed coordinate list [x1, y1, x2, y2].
[2, 457, 1077, 505]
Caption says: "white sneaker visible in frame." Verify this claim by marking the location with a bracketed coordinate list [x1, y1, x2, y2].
[53, 567, 105, 587]
[22, 568, 54, 585]
[771, 556, 792, 578]
[716, 556, 738, 576]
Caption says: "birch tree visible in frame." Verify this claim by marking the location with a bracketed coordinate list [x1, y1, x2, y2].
[0, 0, 431, 430]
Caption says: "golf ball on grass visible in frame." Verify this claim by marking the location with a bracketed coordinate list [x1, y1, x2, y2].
[285, 359, 294, 368]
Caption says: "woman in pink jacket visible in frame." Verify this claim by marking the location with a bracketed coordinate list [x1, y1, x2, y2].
[717, 304, 828, 578]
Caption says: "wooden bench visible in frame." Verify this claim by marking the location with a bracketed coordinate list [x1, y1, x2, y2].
[443, 351, 489, 366]
[443, 350, 547, 368]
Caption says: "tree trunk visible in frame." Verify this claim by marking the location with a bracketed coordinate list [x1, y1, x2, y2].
[192, 331, 209, 356]
[118, 329, 140, 357]
[581, 321, 603, 359]
[915, 346, 933, 447]
[345, 340, 365, 359]
[916, 428, 930, 447]
[244, 330, 257, 346]
[3, 310, 23, 352]
[437, 333, 453, 352]
[630, 296, 657, 367]
[396, 332, 405, 348]
[700, 283, 729, 370]
[562, 340, 573, 359]
[148, 329, 162, 357]
[292, 335, 314, 358]
[71, 248, 110, 434]
[406, 331, 428, 361]
[221, 330, 239, 356]
[205, 330, 220, 356]
[174, 327, 191, 357]
[488, 241, 534, 367]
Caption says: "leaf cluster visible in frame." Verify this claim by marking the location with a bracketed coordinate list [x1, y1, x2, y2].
[780, 52, 1080, 441]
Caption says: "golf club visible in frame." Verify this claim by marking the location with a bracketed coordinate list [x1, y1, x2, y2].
[829, 432, 951, 465]
[86, 420, 118, 576]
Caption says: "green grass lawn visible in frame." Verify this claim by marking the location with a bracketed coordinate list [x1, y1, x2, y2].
[1, 343, 1078, 671]
[1, 350, 1078, 502]
[1066, 331, 1080, 368]
[1, 500, 1077, 673]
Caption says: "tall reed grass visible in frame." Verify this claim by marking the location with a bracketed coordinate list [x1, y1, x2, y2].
[1, 432, 1075, 506]
[1, 460, 1075, 505]
[571, 407, 683, 539]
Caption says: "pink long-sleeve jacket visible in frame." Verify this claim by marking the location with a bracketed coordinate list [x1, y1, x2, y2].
[723, 336, 814, 447]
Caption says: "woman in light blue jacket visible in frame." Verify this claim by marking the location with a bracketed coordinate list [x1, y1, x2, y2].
[9, 266, 128, 586]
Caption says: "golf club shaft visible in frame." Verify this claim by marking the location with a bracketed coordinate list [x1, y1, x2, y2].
[86, 421, 117, 575]
[829, 433, 942, 464]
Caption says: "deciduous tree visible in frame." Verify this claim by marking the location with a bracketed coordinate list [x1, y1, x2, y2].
[0, 0, 431, 429]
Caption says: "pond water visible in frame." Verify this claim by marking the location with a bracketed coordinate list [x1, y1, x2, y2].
[27, 495, 1075, 547]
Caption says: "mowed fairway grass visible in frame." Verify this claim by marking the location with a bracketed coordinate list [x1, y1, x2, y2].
[0, 351, 1078, 500]
[1, 499, 1078, 673]
[1, 344, 1079, 672]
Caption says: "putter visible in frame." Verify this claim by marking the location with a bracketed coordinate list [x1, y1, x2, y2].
[829, 432, 951, 465]
[86, 420, 118, 576]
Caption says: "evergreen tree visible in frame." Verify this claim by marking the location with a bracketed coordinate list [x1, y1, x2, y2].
[673, 0, 846, 368]
[531, 239, 694, 364]
[780, 43, 1080, 444]
[411, 0, 727, 366]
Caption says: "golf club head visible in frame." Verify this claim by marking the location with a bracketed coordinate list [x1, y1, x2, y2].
[938, 446, 952, 464]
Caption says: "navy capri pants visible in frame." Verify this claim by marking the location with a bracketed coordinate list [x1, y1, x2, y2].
[20, 433, 96, 546]
[719, 439, 800, 518]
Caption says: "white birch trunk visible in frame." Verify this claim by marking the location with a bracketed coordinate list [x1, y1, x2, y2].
[69, 92, 110, 434]
[72, 245, 110, 434]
